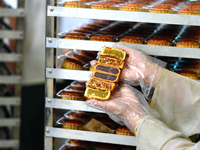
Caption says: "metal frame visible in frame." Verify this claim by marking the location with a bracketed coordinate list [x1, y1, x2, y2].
[45, 2, 200, 150]
[47, 6, 200, 26]
[0, 1, 25, 150]
[46, 38, 200, 59]
[0, 8, 25, 17]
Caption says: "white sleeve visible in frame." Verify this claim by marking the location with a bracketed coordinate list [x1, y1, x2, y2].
[150, 69, 200, 136]
[135, 115, 200, 150]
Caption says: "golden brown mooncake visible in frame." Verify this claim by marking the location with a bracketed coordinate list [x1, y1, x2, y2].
[101, 46, 126, 60]
[119, 2, 147, 12]
[92, 71, 119, 83]
[64, 33, 88, 40]
[63, 1, 90, 8]
[63, 118, 84, 130]
[94, 64, 121, 75]
[71, 54, 92, 64]
[88, 78, 116, 91]
[61, 91, 85, 101]
[84, 87, 111, 100]
[176, 41, 200, 48]
[62, 57, 83, 70]
[116, 125, 134, 136]
[98, 55, 124, 69]
[70, 139, 91, 147]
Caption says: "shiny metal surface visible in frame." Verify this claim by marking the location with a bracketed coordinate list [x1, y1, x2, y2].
[0, 140, 19, 148]
[0, 8, 24, 17]
[0, 118, 20, 127]
[46, 38, 200, 59]
[0, 97, 21, 106]
[45, 98, 103, 113]
[0, 53, 22, 62]
[46, 68, 92, 80]
[0, 76, 22, 84]
[45, 0, 55, 150]
[47, 6, 200, 26]
[46, 127, 136, 146]
[0, 31, 23, 39]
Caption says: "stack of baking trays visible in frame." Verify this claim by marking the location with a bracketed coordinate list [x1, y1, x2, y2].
[58, 138, 136, 150]
[60, 0, 200, 15]
[56, 20, 200, 79]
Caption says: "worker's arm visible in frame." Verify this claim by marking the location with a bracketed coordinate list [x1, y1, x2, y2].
[136, 115, 200, 150]
[151, 69, 200, 136]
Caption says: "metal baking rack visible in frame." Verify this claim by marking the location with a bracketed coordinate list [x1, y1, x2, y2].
[45, 2, 200, 150]
[0, 0, 24, 149]
[46, 38, 200, 59]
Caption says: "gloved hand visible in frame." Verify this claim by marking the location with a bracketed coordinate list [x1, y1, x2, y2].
[91, 43, 166, 100]
[86, 83, 159, 132]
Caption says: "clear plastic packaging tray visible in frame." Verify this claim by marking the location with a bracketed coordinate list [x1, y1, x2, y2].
[56, 89, 86, 101]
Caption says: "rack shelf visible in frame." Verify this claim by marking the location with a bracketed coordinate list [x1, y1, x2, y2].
[46, 98, 103, 113]
[47, 6, 200, 26]
[0, 53, 22, 62]
[0, 30, 23, 39]
[0, 76, 22, 84]
[46, 127, 136, 146]
[0, 97, 21, 106]
[0, 118, 20, 127]
[0, 140, 19, 148]
[46, 38, 200, 59]
[45, 1, 200, 149]
[46, 68, 91, 80]
[0, 8, 25, 17]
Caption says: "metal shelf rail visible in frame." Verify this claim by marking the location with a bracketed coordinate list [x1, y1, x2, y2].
[47, 6, 200, 26]
[0, 0, 24, 149]
[46, 38, 200, 59]
[45, 1, 200, 150]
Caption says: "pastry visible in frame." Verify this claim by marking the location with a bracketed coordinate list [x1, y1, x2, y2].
[98, 55, 124, 69]
[62, 57, 83, 70]
[149, 4, 175, 14]
[63, 118, 84, 130]
[120, 2, 147, 12]
[69, 112, 91, 122]
[177, 8, 200, 15]
[147, 39, 171, 46]
[91, 3, 119, 10]
[92, 71, 119, 83]
[176, 41, 199, 48]
[70, 140, 91, 147]
[71, 81, 86, 86]
[175, 70, 199, 80]
[60, 91, 85, 101]
[90, 35, 115, 42]
[71, 54, 92, 64]
[88, 78, 116, 91]
[77, 50, 97, 59]
[63, 1, 90, 8]
[119, 37, 143, 44]
[64, 33, 88, 40]
[101, 46, 126, 60]
[68, 86, 86, 91]
[84, 87, 111, 100]
[116, 125, 134, 136]
[94, 64, 121, 75]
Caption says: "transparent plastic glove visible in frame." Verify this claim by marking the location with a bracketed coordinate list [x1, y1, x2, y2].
[90, 43, 166, 100]
[86, 83, 160, 131]
[113, 43, 166, 100]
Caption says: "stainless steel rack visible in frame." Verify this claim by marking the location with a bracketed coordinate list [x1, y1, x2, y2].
[0, 1, 24, 149]
[45, 2, 200, 150]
